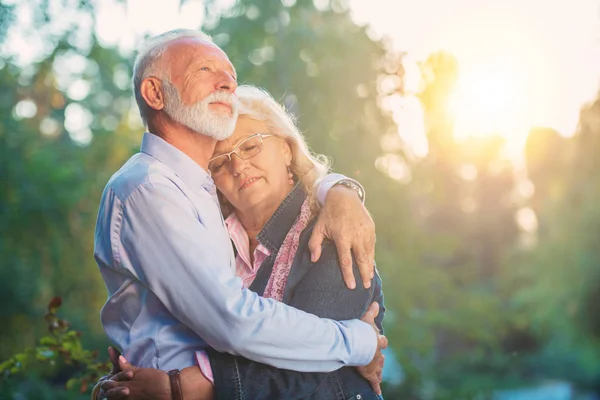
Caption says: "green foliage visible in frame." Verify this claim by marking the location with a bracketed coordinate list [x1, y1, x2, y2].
[0, 4, 135, 361]
[0, 298, 111, 397]
[511, 97, 600, 390]
[1, 0, 599, 398]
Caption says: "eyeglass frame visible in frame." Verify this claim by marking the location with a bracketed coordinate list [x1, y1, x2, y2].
[208, 133, 275, 175]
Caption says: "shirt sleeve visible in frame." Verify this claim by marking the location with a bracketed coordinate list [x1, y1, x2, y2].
[114, 181, 376, 372]
[315, 173, 366, 205]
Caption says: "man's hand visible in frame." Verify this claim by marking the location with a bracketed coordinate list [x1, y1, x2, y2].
[101, 356, 171, 400]
[309, 184, 376, 289]
[357, 302, 387, 394]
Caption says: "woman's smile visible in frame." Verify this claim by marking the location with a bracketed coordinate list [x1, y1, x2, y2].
[239, 176, 262, 191]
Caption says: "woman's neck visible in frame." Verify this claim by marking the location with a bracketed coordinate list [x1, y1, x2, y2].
[237, 204, 276, 265]
[236, 203, 278, 243]
[236, 187, 293, 248]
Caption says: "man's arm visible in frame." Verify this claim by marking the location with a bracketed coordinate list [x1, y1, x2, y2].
[113, 181, 376, 372]
[316, 173, 366, 204]
[312, 173, 376, 289]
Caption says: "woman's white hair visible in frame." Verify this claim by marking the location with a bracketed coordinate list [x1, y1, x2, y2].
[235, 85, 331, 213]
[132, 29, 213, 126]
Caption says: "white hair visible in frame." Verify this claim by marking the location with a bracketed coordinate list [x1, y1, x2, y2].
[235, 85, 331, 213]
[162, 80, 238, 140]
[132, 29, 214, 126]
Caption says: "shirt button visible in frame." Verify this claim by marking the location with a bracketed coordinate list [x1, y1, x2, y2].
[356, 395, 362, 399]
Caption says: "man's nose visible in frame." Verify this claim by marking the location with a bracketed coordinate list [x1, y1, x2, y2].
[215, 70, 238, 92]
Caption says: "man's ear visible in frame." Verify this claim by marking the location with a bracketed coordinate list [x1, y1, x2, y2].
[140, 77, 165, 111]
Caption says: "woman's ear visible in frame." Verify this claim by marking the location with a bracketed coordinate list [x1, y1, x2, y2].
[140, 77, 165, 111]
[281, 139, 293, 166]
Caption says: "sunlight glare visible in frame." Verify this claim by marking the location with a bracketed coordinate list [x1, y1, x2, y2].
[348, 0, 600, 143]
[450, 63, 530, 159]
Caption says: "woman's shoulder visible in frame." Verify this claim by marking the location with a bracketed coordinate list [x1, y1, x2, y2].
[296, 217, 382, 280]
[296, 218, 343, 267]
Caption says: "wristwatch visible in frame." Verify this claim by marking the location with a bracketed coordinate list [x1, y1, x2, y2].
[168, 369, 184, 400]
[333, 179, 365, 202]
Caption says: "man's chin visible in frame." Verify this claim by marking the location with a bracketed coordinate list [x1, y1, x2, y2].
[177, 113, 236, 140]
[209, 103, 235, 116]
[202, 125, 235, 141]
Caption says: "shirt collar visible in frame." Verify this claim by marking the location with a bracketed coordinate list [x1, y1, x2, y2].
[140, 132, 214, 192]
[225, 212, 271, 267]
[257, 183, 307, 253]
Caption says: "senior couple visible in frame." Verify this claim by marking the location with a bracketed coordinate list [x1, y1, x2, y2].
[94, 29, 387, 400]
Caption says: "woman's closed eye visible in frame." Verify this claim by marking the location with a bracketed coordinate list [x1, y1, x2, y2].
[210, 157, 229, 172]
[241, 143, 258, 153]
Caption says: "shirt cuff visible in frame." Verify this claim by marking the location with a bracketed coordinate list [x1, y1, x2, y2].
[195, 350, 215, 385]
[338, 319, 378, 367]
[315, 173, 366, 206]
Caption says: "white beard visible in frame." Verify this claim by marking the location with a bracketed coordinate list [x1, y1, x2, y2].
[162, 80, 238, 140]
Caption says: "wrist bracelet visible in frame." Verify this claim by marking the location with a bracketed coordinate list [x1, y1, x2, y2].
[168, 369, 184, 400]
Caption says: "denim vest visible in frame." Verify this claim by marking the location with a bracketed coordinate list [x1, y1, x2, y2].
[209, 184, 385, 400]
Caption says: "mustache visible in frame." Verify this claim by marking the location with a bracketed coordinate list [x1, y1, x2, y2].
[204, 91, 239, 112]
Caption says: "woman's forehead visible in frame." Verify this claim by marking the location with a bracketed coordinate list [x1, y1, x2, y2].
[216, 117, 267, 151]
[235, 116, 267, 134]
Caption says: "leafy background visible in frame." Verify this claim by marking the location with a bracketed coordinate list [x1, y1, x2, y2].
[1, 0, 599, 398]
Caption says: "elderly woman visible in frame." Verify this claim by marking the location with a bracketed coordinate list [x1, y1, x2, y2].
[100, 85, 386, 400]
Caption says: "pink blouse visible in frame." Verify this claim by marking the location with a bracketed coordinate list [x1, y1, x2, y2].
[195, 212, 271, 383]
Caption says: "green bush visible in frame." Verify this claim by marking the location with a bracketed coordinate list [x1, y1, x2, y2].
[0, 298, 111, 399]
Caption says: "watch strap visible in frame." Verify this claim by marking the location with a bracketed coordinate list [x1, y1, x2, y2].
[334, 179, 365, 202]
[168, 369, 183, 400]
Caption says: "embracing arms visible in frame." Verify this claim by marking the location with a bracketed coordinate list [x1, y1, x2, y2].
[313, 174, 376, 289]
[102, 179, 376, 371]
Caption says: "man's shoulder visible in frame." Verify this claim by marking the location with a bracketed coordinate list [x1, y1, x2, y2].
[105, 152, 179, 202]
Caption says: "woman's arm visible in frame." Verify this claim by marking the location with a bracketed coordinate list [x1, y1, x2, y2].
[100, 359, 212, 400]
[207, 238, 386, 400]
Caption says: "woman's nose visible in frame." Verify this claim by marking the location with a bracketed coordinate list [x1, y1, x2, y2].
[230, 153, 249, 175]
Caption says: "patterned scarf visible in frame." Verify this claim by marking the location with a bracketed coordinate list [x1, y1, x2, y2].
[263, 198, 312, 301]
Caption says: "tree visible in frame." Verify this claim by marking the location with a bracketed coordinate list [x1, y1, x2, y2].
[514, 95, 600, 390]
[0, 2, 137, 361]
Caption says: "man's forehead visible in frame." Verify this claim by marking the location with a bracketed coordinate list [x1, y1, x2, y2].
[163, 38, 234, 70]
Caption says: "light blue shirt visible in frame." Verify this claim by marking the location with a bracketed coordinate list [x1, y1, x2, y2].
[94, 132, 376, 372]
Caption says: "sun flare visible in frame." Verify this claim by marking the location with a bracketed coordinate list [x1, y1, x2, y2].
[450, 64, 529, 147]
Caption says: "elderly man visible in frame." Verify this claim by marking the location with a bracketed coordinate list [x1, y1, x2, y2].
[95, 29, 385, 399]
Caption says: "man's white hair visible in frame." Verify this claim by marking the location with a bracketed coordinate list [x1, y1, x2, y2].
[132, 29, 214, 127]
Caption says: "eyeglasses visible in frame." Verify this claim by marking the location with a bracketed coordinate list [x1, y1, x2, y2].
[208, 133, 274, 176]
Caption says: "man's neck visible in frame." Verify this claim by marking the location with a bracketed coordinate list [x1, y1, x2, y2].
[149, 118, 217, 171]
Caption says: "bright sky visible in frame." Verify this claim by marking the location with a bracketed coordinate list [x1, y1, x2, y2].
[85, 0, 600, 157]
[348, 0, 600, 153]
[6, 0, 600, 153]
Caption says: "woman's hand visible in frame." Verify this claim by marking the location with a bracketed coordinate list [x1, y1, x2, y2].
[101, 356, 170, 400]
[100, 355, 214, 400]
[309, 184, 376, 289]
[92, 347, 125, 400]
